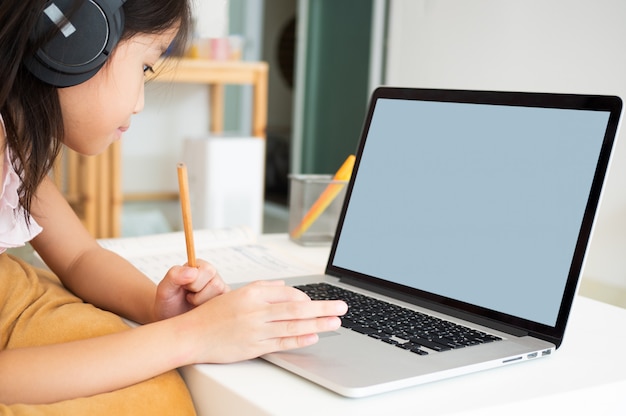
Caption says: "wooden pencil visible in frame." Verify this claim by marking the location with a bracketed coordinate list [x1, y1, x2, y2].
[177, 163, 197, 267]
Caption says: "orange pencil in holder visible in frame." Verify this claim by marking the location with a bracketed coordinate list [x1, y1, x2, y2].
[289, 155, 355, 241]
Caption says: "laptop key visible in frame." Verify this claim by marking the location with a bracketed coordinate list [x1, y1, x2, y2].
[340, 317, 357, 328]
[409, 337, 452, 352]
[400, 342, 429, 356]
[352, 326, 378, 335]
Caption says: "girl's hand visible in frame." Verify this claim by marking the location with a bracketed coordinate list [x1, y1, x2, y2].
[182, 280, 348, 364]
[154, 259, 230, 321]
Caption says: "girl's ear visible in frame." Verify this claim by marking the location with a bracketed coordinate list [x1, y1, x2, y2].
[24, 0, 126, 87]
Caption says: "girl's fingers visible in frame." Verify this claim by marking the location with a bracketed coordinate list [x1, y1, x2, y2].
[265, 296, 348, 320]
[158, 266, 194, 297]
[268, 313, 343, 337]
[185, 279, 230, 305]
[180, 260, 230, 306]
[259, 316, 343, 353]
[245, 281, 312, 304]
[182, 260, 217, 292]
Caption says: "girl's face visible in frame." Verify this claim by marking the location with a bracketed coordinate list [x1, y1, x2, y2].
[58, 29, 177, 155]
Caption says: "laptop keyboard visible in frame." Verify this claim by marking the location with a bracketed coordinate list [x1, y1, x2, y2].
[296, 282, 502, 356]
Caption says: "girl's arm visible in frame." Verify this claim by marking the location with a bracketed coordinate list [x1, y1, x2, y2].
[30, 177, 227, 324]
[30, 176, 160, 323]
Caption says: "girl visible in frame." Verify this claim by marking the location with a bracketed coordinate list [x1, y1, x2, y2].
[0, 0, 347, 412]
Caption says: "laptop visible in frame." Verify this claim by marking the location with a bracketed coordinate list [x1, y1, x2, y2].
[262, 87, 623, 398]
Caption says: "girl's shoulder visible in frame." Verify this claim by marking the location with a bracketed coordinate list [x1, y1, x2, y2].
[0, 144, 43, 253]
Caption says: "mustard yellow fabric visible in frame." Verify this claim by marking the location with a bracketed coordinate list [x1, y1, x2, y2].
[0, 253, 196, 415]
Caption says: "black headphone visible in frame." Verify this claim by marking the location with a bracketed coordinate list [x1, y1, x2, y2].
[24, 0, 127, 87]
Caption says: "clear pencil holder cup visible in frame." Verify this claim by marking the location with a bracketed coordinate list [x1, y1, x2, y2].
[288, 174, 348, 246]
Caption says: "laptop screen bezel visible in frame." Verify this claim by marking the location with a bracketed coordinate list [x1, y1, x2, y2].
[325, 87, 622, 348]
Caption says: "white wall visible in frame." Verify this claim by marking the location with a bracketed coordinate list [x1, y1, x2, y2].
[194, 0, 229, 38]
[386, 0, 626, 289]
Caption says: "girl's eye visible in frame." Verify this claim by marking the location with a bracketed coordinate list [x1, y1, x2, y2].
[143, 65, 154, 75]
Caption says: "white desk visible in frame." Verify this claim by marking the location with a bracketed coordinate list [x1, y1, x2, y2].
[181, 234, 626, 416]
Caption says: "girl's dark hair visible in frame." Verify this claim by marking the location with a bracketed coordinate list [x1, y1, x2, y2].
[0, 0, 191, 220]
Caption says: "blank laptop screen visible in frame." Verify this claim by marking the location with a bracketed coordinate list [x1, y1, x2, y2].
[332, 98, 611, 327]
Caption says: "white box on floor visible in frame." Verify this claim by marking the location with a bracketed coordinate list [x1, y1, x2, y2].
[181, 136, 266, 235]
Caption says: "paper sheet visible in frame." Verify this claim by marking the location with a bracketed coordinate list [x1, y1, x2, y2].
[98, 227, 316, 284]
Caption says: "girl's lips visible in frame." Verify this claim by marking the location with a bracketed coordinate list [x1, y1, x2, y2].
[114, 126, 129, 141]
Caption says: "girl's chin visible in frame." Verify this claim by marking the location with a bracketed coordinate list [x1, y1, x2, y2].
[65, 142, 114, 157]
[62, 131, 123, 155]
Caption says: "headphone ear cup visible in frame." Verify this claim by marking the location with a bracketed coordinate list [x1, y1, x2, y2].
[24, 0, 125, 87]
